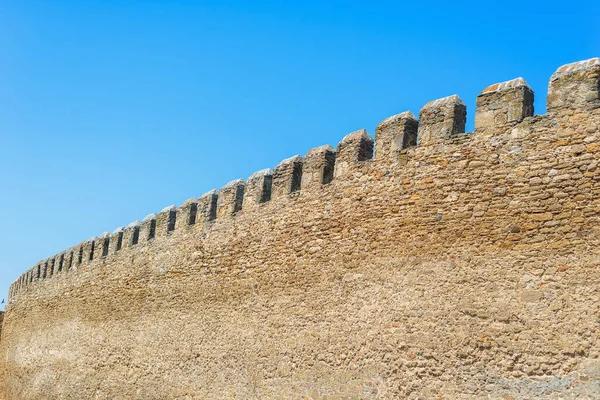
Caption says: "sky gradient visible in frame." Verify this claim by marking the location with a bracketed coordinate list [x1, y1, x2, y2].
[1, 0, 599, 307]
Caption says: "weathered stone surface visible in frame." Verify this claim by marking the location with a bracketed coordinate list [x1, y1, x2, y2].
[175, 198, 198, 230]
[198, 190, 218, 223]
[123, 220, 141, 247]
[244, 168, 273, 208]
[140, 213, 157, 242]
[375, 111, 418, 161]
[334, 129, 373, 178]
[272, 155, 302, 198]
[475, 77, 534, 131]
[81, 238, 96, 264]
[109, 227, 124, 254]
[301, 144, 336, 190]
[156, 205, 177, 237]
[418, 94, 466, 144]
[548, 58, 600, 112]
[93, 232, 111, 260]
[3, 57, 600, 400]
[217, 179, 245, 217]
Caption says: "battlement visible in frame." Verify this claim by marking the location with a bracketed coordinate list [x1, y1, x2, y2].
[5, 57, 600, 399]
[7, 57, 600, 303]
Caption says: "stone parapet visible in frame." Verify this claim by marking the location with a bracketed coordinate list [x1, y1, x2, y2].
[418, 95, 466, 144]
[475, 77, 534, 131]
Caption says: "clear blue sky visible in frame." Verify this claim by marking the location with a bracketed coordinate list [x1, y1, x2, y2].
[1, 0, 599, 307]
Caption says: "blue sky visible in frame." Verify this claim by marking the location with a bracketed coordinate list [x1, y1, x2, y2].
[1, 0, 599, 307]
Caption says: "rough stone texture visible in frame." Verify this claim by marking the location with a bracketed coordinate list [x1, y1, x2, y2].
[156, 205, 177, 237]
[475, 78, 534, 131]
[375, 111, 418, 162]
[94, 232, 110, 260]
[244, 169, 273, 209]
[272, 155, 302, 199]
[109, 228, 124, 255]
[217, 180, 245, 217]
[302, 145, 336, 190]
[3, 58, 600, 399]
[418, 94, 467, 144]
[81, 238, 95, 264]
[124, 221, 141, 248]
[63, 249, 74, 272]
[176, 198, 199, 230]
[334, 129, 374, 178]
[198, 190, 218, 223]
[140, 213, 158, 242]
[548, 58, 600, 112]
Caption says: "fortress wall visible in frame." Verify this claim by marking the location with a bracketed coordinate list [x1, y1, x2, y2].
[2, 58, 600, 399]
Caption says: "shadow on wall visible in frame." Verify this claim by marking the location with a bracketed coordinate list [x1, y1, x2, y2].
[6, 57, 600, 304]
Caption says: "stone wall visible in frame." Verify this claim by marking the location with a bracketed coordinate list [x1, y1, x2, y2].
[2, 58, 600, 399]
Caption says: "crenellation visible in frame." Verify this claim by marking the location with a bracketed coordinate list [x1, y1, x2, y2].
[244, 168, 273, 209]
[140, 214, 157, 242]
[156, 205, 177, 237]
[72, 244, 84, 269]
[375, 111, 419, 162]
[56, 253, 64, 273]
[7, 57, 600, 304]
[124, 221, 141, 247]
[198, 190, 218, 223]
[42, 260, 48, 279]
[93, 233, 110, 260]
[109, 228, 124, 254]
[6, 56, 600, 400]
[418, 94, 466, 144]
[64, 249, 74, 272]
[176, 198, 198, 230]
[82, 239, 96, 264]
[47, 258, 55, 277]
[302, 145, 336, 190]
[272, 155, 303, 199]
[334, 129, 374, 178]
[475, 78, 534, 132]
[217, 179, 245, 217]
[548, 58, 600, 113]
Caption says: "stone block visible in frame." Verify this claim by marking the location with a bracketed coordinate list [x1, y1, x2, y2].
[302, 145, 336, 190]
[272, 155, 302, 199]
[198, 190, 218, 223]
[334, 129, 373, 178]
[55, 252, 65, 273]
[109, 227, 124, 254]
[63, 249, 74, 272]
[217, 179, 245, 217]
[94, 232, 110, 260]
[124, 221, 141, 247]
[418, 95, 466, 144]
[475, 77, 534, 131]
[244, 168, 273, 209]
[140, 214, 157, 242]
[548, 58, 600, 113]
[176, 198, 198, 230]
[82, 238, 96, 264]
[156, 205, 177, 237]
[375, 111, 418, 161]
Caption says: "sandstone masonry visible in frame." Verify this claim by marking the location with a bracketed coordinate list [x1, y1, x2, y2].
[2, 58, 600, 399]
